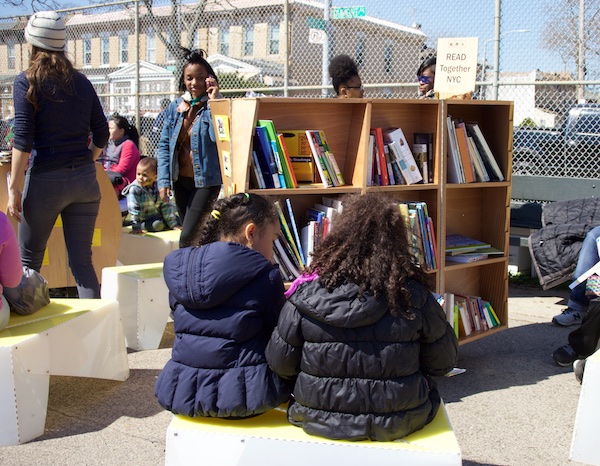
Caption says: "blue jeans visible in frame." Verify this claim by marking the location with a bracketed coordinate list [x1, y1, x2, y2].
[569, 225, 600, 312]
[19, 163, 101, 298]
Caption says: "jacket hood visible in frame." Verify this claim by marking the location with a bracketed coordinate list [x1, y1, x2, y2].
[163, 241, 276, 309]
[289, 279, 388, 328]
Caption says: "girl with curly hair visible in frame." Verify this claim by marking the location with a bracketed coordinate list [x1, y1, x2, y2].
[328, 54, 364, 98]
[266, 192, 458, 441]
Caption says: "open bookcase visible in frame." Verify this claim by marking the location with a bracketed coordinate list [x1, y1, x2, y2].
[210, 97, 513, 345]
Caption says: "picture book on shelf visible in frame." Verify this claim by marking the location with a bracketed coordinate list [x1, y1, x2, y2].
[382, 127, 423, 185]
[413, 132, 434, 184]
[305, 130, 336, 187]
[370, 128, 389, 186]
[254, 125, 281, 188]
[446, 115, 465, 183]
[453, 120, 476, 183]
[465, 122, 504, 181]
[445, 234, 491, 255]
[283, 131, 316, 183]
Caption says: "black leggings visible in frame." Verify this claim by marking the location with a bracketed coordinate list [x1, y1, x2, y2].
[569, 298, 600, 358]
[173, 176, 220, 248]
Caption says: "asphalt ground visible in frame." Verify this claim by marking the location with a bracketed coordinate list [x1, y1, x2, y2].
[0, 284, 589, 466]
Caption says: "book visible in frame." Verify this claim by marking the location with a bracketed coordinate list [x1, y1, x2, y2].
[277, 133, 299, 188]
[446, 116, 464, 183]
[445, 234, 491, 255]
[367, 134, 375, 186]
[413, 132, 434, 184]
[274, 237, 300, 279]
[257, 120, 291, 188]
[383, 144, 396, 185]
[300, 220, 316, 267]
[466, 136, 490, 182]
[254, 125, 280, 188]
[443, 292, 456, 331]
[285, 198, 306, 266]
[445, 252, 489, 263]
[289, 156, 315, 183]
[305, 130, 334, 187]
[383, 127, 423, 185]
[371, 128, 389, 186]
[454, 294, 472, 337]
[315, 130, 345, 186]
[385, 145, 404, 186]
[274, 200, 304, 268]
[465, 122, 504, 182]
[453, 120, 476, 183]
[250, 150, 266, 189]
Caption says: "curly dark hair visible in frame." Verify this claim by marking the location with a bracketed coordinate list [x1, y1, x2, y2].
[177, 47, 219, 93]
[191, 193, 278, 247]
[328, 54, 359, 95]
[306, 193, 432, 319]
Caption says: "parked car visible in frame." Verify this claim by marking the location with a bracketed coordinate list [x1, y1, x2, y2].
[513, 104, 600, 177]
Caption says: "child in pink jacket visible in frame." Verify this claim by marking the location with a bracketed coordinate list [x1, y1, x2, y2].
[0, 212, 22, 331]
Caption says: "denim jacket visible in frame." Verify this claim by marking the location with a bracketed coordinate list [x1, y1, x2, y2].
[157, 97, 222, 190]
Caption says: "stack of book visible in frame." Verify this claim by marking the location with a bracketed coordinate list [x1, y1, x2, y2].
[368, 127, 426, 186]
[399, 201, 437, 271]
[252, 120, 298, 189]
[445, 234, 503, 263]
[441, 293, 501, 338]
[446, 117, 504, 184]
[305, 130, 345, 188]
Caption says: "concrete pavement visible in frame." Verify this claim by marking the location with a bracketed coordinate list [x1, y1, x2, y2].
[0, 284, 590, 466]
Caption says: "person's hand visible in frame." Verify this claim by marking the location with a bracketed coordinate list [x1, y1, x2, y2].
[130, 229, 145, 235]
[7, 187, 22, 223]
[206, 76, 220, 100]
[174, 225, 182, 231]
[159, 187, 171, 202]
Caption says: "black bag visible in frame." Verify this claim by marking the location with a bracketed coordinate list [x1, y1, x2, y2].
[106, 170, 124, 185]
[4, 266, 51, 316]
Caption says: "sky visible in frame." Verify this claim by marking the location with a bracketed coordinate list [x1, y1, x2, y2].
[2, 0, 590, 76]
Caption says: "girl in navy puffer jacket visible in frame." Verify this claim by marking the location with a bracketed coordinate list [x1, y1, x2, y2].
[155, 193, 290, 418]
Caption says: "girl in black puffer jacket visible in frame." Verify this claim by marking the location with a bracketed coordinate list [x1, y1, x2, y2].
[266, 193, 458, 441]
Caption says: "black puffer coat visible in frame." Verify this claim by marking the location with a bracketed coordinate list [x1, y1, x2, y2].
[265, 278, 458, 441]
[528, 197, 600, 289]
[155, 242, 291, 418]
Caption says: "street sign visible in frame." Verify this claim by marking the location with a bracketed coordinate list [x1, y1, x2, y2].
[306, 16, 326, 30]
[308, 28, 326, 45]
[331, 6, 366, 20]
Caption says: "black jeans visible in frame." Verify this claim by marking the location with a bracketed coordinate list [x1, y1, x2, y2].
[173, 176, 220, 248]
[19, 163, 101, 298]
[569, 298, 600, 358]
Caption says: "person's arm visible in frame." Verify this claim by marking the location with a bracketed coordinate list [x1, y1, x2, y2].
[0, 213, 22, 288]
[157, 103, 175, 201]
[7, 148, 30, 222]
[265, 300, 304, 380]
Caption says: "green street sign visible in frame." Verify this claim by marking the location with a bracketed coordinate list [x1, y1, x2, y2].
[306, 17, 326, 30]
[331, 6, 366, 19]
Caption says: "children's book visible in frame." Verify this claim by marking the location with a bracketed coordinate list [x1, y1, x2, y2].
[445, 234, 491, 255]
[305, 130, 334, 187]
[383, 127, 423, 185]
[254, 126, 280, 188]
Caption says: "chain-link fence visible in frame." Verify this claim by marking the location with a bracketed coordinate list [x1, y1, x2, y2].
[1, 0, 598, 193]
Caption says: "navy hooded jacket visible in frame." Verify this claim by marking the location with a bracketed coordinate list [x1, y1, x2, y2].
[155, 241, 290, 418]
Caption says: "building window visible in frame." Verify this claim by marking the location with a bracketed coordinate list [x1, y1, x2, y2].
[384, 44, 392, 73]
[355, 35, 365, 68]
[7, 42, 15, 69]
[100, 33, 110, 66]
[244, 25, 254, 56]
[146, 27, 156, 62]
[83, 34, 92, 67]
[269, 23, 280, 55]
[119, 32, 129, 64]
[220, 27, 229, 56]
[166, 30, 175, 63]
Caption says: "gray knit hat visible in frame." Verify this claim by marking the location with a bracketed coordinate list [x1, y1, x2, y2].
[25, 11, 66, 52]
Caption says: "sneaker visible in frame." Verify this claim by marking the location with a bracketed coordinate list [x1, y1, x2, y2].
[552, 308, 584, 327]
[552, 344, 580, 367]
[573, 358, 587, 384]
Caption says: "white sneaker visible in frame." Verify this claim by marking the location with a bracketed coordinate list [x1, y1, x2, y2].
[552, 308, 584, 327]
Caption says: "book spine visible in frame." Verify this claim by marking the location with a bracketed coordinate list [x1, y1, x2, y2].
[277, 133, 299, 188]
[274, 201, 304, 268]
[255, 126, 281, 188]
[306, 130, 334, 187]
[454, 121, 476, 183]
[374, 128, 389, 186]
[251, 150, 266, 189]
[258, 120, 287, 188]
[317, 131, 345, 186]
[285, 198, 305, 266]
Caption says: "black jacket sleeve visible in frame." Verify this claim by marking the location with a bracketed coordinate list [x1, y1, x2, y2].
[265, 300, 304, 380]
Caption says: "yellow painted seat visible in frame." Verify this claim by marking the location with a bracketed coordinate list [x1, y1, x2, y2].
[118, 227, 180, 265]
[166, 402, 461, 466]
[0, 299, 129, 446]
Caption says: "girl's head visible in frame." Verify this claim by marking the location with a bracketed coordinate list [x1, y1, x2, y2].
[328, 54, 364, 98]
[307, 193, 431, 318]
[177, 48, 218, 99]
[194, 193, 280, 261]
[417, 56, 436, 96]
[109, 113, 140, 147]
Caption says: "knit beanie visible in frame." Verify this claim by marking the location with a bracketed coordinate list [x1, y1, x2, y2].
[25, 11, 66, 52]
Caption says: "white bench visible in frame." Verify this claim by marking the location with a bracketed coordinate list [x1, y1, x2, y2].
[165, 402, 461, 466]
[570, 347, 600, 465]
[0, 299, 129, 446]
[118, 227, 180, 265]
[101, 263, 170, 351]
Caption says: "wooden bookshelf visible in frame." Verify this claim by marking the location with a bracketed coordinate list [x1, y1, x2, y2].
[211, 97, 513, 344]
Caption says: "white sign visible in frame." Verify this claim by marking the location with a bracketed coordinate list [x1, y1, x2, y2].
[308, 28, 326, 44]
[434, 37, 478, 99]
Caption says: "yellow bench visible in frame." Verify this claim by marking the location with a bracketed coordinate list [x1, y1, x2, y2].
[101, 263, 169, 351]
[165, 403, 461, 465]
[0, 299, 129, 446]
[570, 347, 600, 464]
[118, 227, 180, 265]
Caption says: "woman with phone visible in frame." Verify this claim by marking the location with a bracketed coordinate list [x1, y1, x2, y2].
[157, 48, 222, 247]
